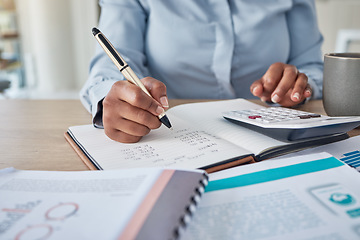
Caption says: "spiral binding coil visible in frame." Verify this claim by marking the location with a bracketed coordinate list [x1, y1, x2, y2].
[173, 172, 209, 239]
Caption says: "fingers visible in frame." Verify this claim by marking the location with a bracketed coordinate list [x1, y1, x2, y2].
[142, 77, 169, 109]
[251, 62, 311, 107]
[113, 80, 165, 116]
[250, 80, 264, 98]
[103, 94, 161, 131]
[251, 62, 287, 102]
[104, 120, 148, 143]
[289, 73, 310, 102]
[263, 62, 286, 94]
[303, 84, 312, 99]
[102, 80, 165, 143]
[270, 65, 299, 103]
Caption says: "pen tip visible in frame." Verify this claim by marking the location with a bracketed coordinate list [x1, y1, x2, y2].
[92, 27, 100, 36]
[159, 114, 172, 130]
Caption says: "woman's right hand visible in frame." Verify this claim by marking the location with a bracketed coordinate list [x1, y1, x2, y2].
[102, 77, 169, 143]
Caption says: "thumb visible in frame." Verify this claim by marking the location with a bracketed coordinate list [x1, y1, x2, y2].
[250, 80, 264, 97]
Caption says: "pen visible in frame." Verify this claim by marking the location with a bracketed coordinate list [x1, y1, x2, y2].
[92, 27, 172, 130]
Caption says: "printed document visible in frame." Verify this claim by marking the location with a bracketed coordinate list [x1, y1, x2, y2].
[183, 152, 360, 240]
[0, 168, 161, 239]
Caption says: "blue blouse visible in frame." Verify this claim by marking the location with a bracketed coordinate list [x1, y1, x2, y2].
[81, 0, 324, 122]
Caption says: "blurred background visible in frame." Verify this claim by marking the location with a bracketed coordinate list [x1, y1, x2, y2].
[0, 0, 359, 99]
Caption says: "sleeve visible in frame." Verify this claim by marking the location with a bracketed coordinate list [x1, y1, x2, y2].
[286, 0, 324, 100]
[79, 0, 150, 128]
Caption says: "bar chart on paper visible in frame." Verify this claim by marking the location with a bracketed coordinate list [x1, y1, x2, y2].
[339, 151, 360, 170]
[272, 135, 360, 172]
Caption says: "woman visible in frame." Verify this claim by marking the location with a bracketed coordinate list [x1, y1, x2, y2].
[81, 0, 323, 143]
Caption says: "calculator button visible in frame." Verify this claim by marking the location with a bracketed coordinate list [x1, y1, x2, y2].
[248, 115, 261, 119]
[299, 115, 312, 119]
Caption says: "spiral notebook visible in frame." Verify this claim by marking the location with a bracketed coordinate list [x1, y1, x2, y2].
[0, 167, 208, 240]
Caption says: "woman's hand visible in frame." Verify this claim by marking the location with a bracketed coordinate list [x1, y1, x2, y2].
[250, 62, 312, 107]
[102, 77, 169, 143]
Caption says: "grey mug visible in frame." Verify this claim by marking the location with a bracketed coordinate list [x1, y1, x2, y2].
[323, 53, 360, 116]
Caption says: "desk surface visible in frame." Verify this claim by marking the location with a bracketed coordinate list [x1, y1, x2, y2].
[1, 99, 359, 171]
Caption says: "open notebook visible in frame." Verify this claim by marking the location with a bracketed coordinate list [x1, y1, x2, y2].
[65, 99, 348, 173]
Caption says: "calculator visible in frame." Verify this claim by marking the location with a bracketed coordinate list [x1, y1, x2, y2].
[222, 107, 360, 141]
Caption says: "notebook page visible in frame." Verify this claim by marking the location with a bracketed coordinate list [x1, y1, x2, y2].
[68, 115, 250, 170]
[167, 99, 289, 155]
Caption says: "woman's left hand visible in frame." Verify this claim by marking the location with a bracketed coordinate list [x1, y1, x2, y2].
[250, 62, 312, 107]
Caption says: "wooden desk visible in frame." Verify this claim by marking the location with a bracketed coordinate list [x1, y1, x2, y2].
[1, 99, 359, 171]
